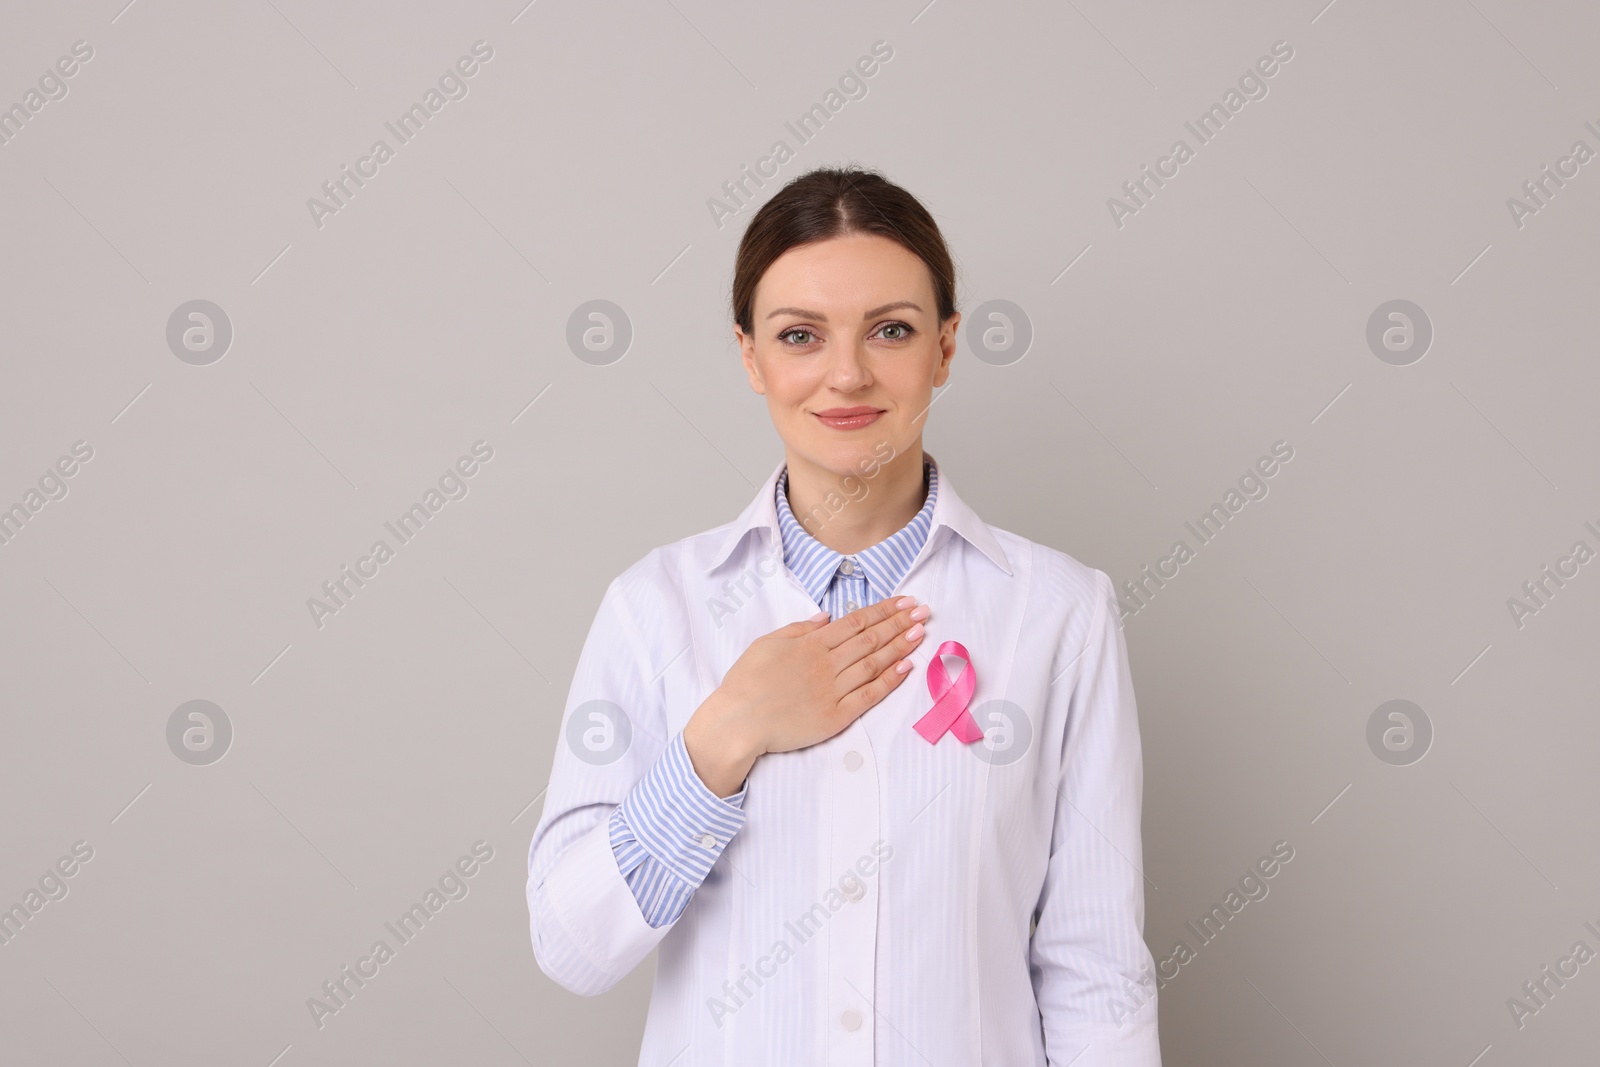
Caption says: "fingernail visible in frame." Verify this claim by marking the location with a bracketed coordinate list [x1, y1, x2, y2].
[896, 596, 917, 609]
[905, 623, 924, 641]
[909, 604, 930, 621]
[895, 658, 912, 673]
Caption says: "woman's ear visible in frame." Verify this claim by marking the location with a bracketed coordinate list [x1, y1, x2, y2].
[735, 325, 766, 395]
[933, 311, 960, 388]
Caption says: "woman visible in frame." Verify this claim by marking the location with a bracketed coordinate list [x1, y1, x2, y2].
[527, 167, 1161, 1066]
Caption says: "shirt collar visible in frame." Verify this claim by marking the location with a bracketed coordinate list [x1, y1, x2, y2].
[703, 450, 1012, 580]
[774, 457, 939, 604]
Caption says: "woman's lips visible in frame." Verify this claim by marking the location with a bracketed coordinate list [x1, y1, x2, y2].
[813, 409, 884, 430]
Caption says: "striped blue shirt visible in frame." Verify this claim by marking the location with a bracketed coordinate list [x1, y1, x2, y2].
[606, 458, 938, 927]
[774, 457, 939, 622]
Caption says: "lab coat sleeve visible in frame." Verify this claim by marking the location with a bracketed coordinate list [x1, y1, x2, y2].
[526, 564, 716, 995]
[1029, 569, 1163, 1066]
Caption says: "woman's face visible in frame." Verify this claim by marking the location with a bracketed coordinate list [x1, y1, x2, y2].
[736, 232, 959, 481]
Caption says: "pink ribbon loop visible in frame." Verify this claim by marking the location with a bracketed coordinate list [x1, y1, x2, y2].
[912, 640, 984, 744]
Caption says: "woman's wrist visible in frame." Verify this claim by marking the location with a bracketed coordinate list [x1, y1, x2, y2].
[684, 690, 761, 799]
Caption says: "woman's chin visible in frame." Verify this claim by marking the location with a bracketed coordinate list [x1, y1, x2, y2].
[787, 437, 910, 481]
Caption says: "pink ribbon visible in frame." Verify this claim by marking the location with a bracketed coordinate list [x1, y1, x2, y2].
[912, 640, 984, 744]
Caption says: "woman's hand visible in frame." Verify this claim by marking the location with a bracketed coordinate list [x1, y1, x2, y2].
[683, 596, 931, 797]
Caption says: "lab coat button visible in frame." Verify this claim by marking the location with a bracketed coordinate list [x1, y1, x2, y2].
[843, 750, 863, 771]
[840, 1008, 862, 1031]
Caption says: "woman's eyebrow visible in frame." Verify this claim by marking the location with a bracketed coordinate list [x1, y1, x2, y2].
[765, 300, 924, 321]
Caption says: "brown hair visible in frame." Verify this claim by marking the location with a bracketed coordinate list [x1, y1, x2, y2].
[731, 165, 957, 334]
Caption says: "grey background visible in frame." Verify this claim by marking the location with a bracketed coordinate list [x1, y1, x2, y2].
[1, 0, 1596, 1064]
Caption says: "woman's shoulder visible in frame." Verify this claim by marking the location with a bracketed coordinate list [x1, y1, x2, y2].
[600, 518, 753, 607]
[983, 522, 1115, 623]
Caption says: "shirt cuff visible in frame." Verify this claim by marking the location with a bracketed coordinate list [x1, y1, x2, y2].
[618, 728, 748, 886]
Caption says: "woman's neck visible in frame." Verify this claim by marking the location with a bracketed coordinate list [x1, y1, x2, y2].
[783, 445, 929, 555]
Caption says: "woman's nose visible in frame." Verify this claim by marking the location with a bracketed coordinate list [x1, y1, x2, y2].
[826, 341, 871, 388]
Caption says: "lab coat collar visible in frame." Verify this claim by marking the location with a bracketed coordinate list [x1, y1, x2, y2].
[704, 450, 1012, 578]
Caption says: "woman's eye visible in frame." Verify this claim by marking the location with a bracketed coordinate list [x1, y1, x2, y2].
[779, 328, 817, 346]
[879, 322, 915, 341]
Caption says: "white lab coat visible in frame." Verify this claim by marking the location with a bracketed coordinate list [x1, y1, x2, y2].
[527, 452, 1162, 1066]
